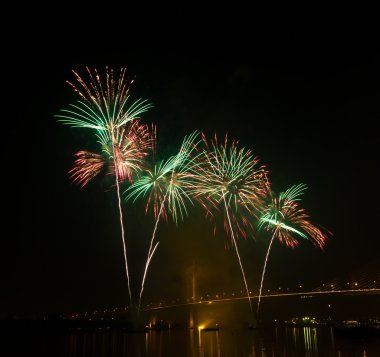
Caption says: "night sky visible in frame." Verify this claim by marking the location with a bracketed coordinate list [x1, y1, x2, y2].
[3, 9, 379, 318]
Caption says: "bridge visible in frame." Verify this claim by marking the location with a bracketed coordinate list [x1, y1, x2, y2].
[141, 262, 379, 327]
[64, 261, 379, 324]
[144, 287, 380, 312]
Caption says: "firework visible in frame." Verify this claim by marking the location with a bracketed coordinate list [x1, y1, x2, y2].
[256, 183, 329, 316]
[57, 67, 153, 305]
[192, 133, 268, 312]
[56, 67, 152, 142]
[125, 131, 200, 310]
[69, 151, 105, 189]
[69, 120, 154, 187]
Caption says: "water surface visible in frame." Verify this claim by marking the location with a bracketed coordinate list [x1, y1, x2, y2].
[6, 327, 380, 356]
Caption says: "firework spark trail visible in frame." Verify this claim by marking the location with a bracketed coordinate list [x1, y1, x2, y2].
[137, 135, 198, 309]
[57, 67, 154, 306]
[223, 194, 253, 312]
[125, 132, 200, 310]
[110, 127, 133, 304]
[127, 165, 170, 311]
[256, 228, 277, 315]
[114, 167, 133, 303]
[192, 133, 267, 311]
[137, 196, 166, 311]
[256, 183, 329, 317]
[69, 120, 153, 306]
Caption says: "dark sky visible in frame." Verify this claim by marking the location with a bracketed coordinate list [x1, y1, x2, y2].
[3, 9, 380, 317]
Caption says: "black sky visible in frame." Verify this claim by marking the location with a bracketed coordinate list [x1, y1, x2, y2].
[3, 9, 380, 317]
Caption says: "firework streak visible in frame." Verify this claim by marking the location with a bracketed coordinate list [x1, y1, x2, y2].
[256, 183, 329, 316]
[56, 67, 154, 305]
[192, 133, 268, 312]
[125, 131, 200, 310]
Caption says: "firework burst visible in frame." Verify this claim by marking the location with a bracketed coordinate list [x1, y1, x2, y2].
[57, 67, 154, 305]
[256, 183, 329, 315]
[56, 67, 152, 141]
[69, 120, 154, 187]
[193, 133, 268, 312]
[125, 131, 200, 310]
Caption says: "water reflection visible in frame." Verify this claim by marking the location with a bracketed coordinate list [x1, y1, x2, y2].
[37, 326, 378, 356]
[197, 330, 221, 357]
[303, 327, 318, 356]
